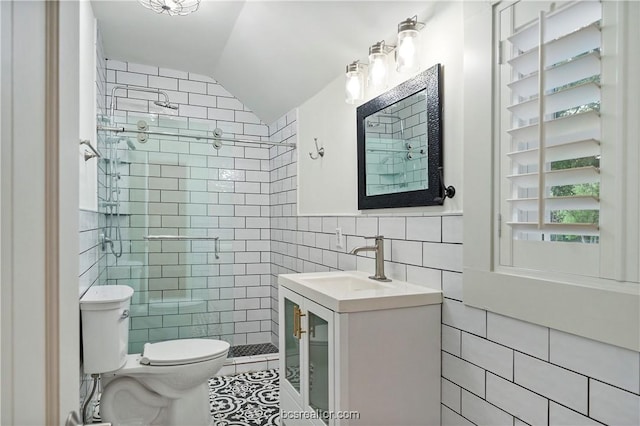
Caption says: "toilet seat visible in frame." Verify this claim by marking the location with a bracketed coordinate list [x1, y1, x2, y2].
[140, 338, 229, 366]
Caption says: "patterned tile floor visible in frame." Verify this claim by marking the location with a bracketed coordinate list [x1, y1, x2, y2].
[209, 369, 280, 426]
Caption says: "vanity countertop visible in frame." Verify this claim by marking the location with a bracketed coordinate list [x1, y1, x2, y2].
[278, 270, 442, 313]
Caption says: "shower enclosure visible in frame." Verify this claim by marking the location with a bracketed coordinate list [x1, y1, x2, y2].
[98, 85, 289, 353]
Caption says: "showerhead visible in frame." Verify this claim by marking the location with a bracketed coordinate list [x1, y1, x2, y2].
[154, 100, 179, 110]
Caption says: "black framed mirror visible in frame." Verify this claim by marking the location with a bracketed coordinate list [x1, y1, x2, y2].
[357, 63, 443, 209]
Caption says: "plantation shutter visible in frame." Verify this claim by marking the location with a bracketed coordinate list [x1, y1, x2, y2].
[503, 0, 602, 242]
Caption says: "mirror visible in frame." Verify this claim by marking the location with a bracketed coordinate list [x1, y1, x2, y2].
[357, 63, 443, 209]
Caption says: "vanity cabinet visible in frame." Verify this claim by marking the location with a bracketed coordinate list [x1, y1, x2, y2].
[278, 272, 442, 426]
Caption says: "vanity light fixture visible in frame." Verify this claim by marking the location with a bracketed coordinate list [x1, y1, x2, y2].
[345, 61, 365, 104]
[344, 15, 425, 103]
[138, 0, 200, 16]
[396, 16, 425, 74]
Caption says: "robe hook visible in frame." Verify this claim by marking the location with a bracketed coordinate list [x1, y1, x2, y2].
[309, 138, 325, 160]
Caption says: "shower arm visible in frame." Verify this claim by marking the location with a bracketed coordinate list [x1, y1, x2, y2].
[109, 85, 171, 119]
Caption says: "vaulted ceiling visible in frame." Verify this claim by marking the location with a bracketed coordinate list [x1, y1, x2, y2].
[91, 1, 434, 124]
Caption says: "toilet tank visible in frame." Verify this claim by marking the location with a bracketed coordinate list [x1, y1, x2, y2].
[80, 285, 134, 374]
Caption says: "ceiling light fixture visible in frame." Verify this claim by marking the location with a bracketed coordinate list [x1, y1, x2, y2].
[138, 0, 201, 16]
[345, 61, 365, 104]
[396, 16, 425, 74]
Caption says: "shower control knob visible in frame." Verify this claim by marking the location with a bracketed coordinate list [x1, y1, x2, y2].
[137, 120, 149, 131]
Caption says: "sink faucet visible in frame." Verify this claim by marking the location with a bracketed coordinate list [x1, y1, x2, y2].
[350, 235, 391, 282]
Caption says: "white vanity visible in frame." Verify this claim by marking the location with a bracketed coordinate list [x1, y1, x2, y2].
[278, 271, 442, 426]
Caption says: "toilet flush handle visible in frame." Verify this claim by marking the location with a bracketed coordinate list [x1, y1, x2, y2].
[120, 309, 130, 320]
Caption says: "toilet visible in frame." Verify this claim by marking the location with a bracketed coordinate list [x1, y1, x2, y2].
[80, 285, 230, 426]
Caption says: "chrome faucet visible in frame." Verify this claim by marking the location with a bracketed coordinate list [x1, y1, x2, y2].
[350, 235, 391, 282]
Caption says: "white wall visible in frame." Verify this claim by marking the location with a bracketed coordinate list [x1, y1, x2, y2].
[78, 0, 97, 211]
[1, 3, 48, 422]
[297, 78, 358, 215]
[298, 1, 463, 215]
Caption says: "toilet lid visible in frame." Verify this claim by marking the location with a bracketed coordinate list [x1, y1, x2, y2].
[140, 339, 230, 366]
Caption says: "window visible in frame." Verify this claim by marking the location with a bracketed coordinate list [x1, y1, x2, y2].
[498, 0, 602, 276]
[462, 0, 639, 351]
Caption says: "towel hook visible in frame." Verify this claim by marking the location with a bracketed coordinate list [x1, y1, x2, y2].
[309, 138, 325, 160]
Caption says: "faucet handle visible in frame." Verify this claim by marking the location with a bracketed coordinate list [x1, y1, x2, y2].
[363, 235, 384, 240]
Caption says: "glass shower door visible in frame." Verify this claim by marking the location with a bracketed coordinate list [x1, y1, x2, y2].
[101, 111, 231, 353]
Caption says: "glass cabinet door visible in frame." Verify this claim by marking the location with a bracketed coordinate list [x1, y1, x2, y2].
[279, 287, 334, 425]
[308, 311, 329, 421]
[283, 297, 301, 393]
[280, 286, 307, 412]
[303, 299, 334, 425]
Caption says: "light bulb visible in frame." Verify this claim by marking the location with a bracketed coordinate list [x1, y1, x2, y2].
[370, 55, 387, 87]
[368, 42, 389, 90]
[396, 24, 421, 74]
[398, 35, 416, 68]
[346, 74, 362, 102]
[345, 62, 364, 104]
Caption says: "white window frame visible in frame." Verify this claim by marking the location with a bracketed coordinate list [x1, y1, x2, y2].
[462, 0, 639, 352]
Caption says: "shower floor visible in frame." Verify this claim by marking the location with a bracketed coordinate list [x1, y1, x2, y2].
[228, 343, 279, 358]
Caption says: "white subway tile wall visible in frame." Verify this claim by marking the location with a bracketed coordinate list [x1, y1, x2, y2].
[461, 390, 513, 426]
[443, 352, 487, 398]
[79, 209, 106, 297]
[442, 378, 462, 413]
[486, 373, 549, 426]
[549, 401, 602, 426]
[267, 109, 639, 425]
[443, 405, 475, 426]
[462, 333, 513, 381]
[514, 352, 588, 414]
[589, 380, 640, 426]
[550, 328, 640, 394]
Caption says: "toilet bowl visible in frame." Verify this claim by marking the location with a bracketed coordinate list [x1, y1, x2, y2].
[80, 285, 230, 426]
